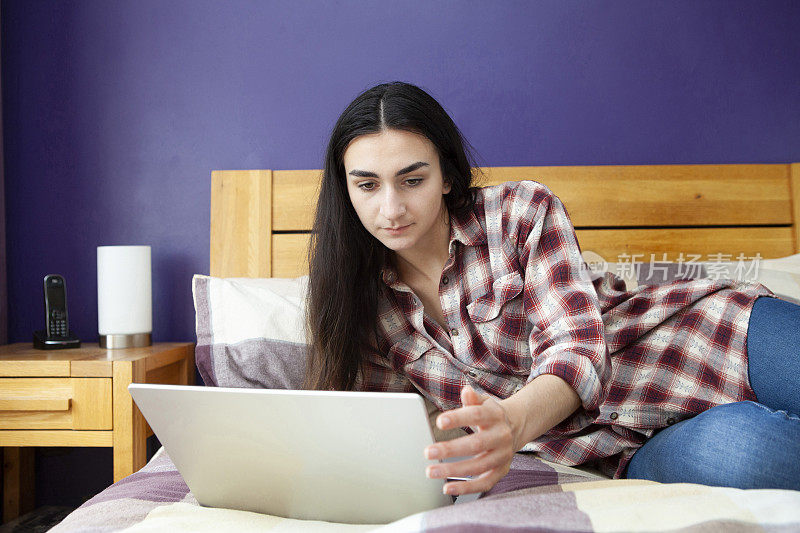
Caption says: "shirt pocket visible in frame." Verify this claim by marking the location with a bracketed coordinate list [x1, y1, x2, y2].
[466, 271, 525, 323]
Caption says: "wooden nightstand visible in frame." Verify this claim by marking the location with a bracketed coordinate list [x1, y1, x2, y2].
[0, 342, 195, 522]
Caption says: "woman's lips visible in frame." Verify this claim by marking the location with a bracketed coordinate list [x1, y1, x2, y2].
[384, 224, 412, 235]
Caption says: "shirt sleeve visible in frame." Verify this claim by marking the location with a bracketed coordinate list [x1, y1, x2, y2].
[514, 182, 610, 416]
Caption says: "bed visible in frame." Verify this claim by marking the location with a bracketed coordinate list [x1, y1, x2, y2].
[53, 163, 800, 532]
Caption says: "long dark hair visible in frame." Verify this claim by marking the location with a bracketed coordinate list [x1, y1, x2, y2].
[304, 81, 480, 391]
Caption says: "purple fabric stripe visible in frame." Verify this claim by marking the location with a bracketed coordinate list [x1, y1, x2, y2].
[423, 490, 590, 533]
[427, 525, 589, 533]
[481, 457, 560, 498]
[193, 276, 217, 385]
[80, 470, 189, 506]
[422, 455, 593, 532]
[215, 338, 307, 389]
[481, 467, 559, 497]
[640, 521, 800, 533]
[195, 343, 216, 386]
[194, 276, 211, 344]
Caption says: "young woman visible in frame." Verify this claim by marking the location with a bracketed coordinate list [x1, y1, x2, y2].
[304, 81, 800, 497]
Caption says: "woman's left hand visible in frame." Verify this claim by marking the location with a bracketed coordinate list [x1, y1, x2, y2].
[424, 385, 522, 496]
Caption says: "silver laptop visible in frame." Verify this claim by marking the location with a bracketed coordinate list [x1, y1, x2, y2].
[128, 384, 467, 524]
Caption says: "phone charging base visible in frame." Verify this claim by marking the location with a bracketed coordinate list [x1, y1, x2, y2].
[33, 330, 81, 350]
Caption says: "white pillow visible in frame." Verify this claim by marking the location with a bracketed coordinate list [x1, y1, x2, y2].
[192, 275, 309, 388]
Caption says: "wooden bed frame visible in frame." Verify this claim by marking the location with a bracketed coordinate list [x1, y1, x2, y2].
[209, 164, 800, 278]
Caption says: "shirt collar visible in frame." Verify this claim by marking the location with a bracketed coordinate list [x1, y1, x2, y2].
[449, 207, 487, 250]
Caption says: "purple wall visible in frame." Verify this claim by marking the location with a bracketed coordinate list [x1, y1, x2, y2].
[2, 0, 799, 510]
[3, 1, 800, 348]
[0, 8, 6, 346]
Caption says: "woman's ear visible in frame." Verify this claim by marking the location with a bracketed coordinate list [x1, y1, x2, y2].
[443, 179, 452, 194]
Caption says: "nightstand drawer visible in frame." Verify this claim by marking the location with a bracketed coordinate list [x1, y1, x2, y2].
[0, 378, 112, 430]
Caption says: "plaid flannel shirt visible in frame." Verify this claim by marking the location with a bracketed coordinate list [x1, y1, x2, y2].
[356, 180, 776, 479]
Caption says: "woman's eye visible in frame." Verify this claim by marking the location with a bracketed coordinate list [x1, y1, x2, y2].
[358, 182, 376, 191]
[405, 178, 423, 186]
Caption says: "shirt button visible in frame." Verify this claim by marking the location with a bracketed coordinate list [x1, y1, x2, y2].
[666, 417, 676, 426]
[610, 412, 619, 420]
[442, 276, 449, 285]
[468, 370, 478, 378]
[450, 328, 459, 336]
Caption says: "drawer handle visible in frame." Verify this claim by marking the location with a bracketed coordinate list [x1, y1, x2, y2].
[0, 398, 72, 411]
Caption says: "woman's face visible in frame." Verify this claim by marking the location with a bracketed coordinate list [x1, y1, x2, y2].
[343, 129, 451, 254]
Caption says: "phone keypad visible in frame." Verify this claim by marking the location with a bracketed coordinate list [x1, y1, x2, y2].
[49, 310, 67, 337]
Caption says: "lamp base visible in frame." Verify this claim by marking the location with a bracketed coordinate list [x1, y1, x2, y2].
[100, 333, 152, 349]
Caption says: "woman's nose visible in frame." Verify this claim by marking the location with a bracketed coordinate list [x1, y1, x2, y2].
[379, 190, 406, 219]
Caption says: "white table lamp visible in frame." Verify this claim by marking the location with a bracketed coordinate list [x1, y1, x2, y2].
[97, 245, 152, 348]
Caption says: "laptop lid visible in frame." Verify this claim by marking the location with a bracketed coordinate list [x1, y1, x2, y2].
[128, 384, 452, 524]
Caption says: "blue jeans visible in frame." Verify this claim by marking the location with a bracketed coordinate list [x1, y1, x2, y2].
[624, 295, 800, 490]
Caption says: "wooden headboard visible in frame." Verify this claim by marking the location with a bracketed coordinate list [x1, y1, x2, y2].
[209, 164, 800, 278]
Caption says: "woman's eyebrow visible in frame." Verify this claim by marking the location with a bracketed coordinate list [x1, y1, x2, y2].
[348, 161, 430, 178]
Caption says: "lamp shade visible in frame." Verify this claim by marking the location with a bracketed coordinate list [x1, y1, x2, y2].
[97, 245, 152, 348]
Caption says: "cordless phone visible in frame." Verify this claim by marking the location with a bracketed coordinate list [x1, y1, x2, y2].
[45, 274, 69, 337]
[33, 274, 81, 349]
